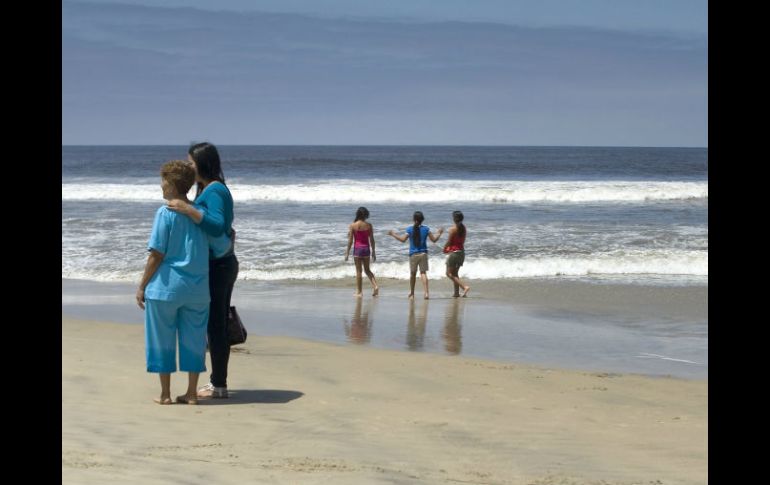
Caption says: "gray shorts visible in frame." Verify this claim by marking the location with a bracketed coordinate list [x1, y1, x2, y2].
[446, 250, 465, 268]
[409, 252, 429, 273]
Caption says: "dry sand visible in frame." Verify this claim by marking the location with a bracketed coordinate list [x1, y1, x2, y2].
[62, 317, 706, 484]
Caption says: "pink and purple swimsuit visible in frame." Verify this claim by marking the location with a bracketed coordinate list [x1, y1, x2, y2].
[353, 229, 371, 258]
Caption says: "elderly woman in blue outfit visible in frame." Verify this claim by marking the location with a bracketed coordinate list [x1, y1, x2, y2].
[136, 160, 211, 405]
[168, 142, 238, 399]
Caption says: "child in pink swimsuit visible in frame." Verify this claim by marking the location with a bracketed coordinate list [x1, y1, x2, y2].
[344, 207, 379, 297]
[353, 228, 371, 258]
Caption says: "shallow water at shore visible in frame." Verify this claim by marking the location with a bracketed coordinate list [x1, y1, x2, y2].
[62, 277, 707, 379]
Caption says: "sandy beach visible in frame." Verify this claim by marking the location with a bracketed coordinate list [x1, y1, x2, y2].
[63, 316, 707, 484]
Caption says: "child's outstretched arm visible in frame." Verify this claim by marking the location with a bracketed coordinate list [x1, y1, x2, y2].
[388, 229, 408, 243]
[428, 227, 445, 243]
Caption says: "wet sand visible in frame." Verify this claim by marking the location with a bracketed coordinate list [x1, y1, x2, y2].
[63, 278, 708, 379]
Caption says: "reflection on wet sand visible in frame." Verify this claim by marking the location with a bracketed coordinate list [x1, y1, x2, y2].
[406, 299, 429, 351]
[343, 297, 376, 344]
[442, 298, 464, 355]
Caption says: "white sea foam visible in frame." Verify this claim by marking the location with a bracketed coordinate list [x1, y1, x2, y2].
[62, 250, 707, 283]
[236, 251, 707, 281]
[62, 180, 708, 204]
[636, 353, 700, 364]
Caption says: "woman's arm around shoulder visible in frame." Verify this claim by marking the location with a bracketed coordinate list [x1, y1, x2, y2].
[169, 183, 230, 236]
[167, 199, 203, 223]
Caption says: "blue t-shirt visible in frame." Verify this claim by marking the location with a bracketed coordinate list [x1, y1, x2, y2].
[405, 225, 430, 255]
[145, 206, 211, 302]
[195, 181, 234, 259]
[205, 223, 234, 259]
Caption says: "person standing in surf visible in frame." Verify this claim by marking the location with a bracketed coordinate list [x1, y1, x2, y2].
[443, 210, 470, 298]
[388, 211, 443, 299]
[344, 206, 379, 297]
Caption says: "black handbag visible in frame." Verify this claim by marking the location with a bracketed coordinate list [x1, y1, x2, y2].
[227, 306, 248, 345]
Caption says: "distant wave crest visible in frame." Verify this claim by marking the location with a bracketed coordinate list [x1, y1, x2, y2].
[62, 180, 708, 204]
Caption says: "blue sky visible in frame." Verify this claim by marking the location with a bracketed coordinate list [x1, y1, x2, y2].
[62, 0, 708, 146]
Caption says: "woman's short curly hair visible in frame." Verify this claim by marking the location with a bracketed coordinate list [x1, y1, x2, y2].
[160, 160, 196, 195]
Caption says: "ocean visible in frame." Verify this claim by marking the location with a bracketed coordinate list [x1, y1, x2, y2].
[62, 145, 707, 285]
[62, 145, 708, 378]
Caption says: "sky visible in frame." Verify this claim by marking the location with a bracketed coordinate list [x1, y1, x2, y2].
[62, 0, 708, 146]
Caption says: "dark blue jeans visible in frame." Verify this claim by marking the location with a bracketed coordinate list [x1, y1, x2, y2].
[208, 253, 239, 388]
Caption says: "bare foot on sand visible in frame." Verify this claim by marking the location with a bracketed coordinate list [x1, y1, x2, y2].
[424, 294, 430, 300]
[372, 287, 379, 297]
[354, 292, 362, 298]
[462, 286, 471, 297]
[408, 293, 415, 300]
[176, 394, 198, 405]
[153, 396, 173, 405]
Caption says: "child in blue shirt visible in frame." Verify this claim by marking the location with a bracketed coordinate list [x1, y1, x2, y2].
[388, 211, 444, 299]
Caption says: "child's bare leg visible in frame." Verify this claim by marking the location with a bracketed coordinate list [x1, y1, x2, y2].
[154, 373, 172, 404]
[460, 275, 470, 297]
[363, 258, 379, 296]
[447, 266, 460, 297]
[454, 267, 470, 297]
[409, 271, 417, 298]
[421, 272, 429, 299]
[447, 267, 469, 297]
[354, 258, 363, 297]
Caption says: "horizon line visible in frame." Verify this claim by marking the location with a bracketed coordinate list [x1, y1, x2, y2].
[61, 143, 708, 149]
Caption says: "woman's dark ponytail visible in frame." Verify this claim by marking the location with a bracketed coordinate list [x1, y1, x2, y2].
[453, 210, 465, 238]
[412, 211, 425, 246]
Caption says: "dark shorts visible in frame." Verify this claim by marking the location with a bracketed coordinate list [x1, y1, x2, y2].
[446, 250, 465, 268]
[353, 246, 371, 258]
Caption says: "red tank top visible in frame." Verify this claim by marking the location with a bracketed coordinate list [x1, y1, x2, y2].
[443, 230, 465, 253]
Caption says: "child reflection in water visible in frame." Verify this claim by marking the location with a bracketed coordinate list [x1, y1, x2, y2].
[442, 298, 464, 355]
[343, 297, 376, 344]
[406, 300, 429, 351]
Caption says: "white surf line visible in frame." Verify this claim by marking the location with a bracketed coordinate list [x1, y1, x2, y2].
[635, 353, 700, 364]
